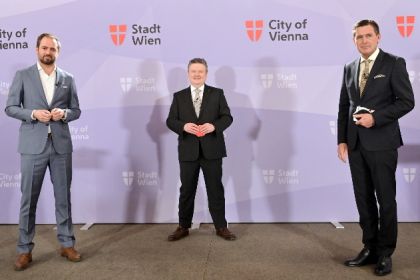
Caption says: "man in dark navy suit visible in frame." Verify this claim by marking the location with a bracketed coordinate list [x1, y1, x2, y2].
[337, 20, 414, 276]
[166, 58, 236, 241]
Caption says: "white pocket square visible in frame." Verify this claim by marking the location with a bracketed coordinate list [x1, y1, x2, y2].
[374, 74, 386, 79]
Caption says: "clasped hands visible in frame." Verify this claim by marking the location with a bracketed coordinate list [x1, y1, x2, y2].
[184, 123, 215, 137]
[34, 108, 65, 123]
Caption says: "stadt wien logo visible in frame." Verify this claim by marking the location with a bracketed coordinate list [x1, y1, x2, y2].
[109, 23, 162, 46]
[396, 16, 415, 38]
[109, 24, 127, 46]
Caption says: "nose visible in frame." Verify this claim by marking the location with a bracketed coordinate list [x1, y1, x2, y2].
[361, 36, 369, 44]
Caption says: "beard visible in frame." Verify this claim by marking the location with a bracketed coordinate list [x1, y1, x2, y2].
[40, 55, 55, 65]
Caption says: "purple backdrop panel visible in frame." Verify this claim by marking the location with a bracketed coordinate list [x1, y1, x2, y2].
[0, 0, 419, 223]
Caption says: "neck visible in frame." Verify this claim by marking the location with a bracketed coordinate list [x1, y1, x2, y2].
[39, 62, 55, 75]
[192, 83, 204, 89]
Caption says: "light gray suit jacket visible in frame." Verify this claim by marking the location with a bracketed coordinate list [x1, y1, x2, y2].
[5, 64, 81, 155]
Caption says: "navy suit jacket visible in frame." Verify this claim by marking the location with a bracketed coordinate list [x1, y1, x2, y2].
[166, 84, 233, 161]
[337, 49, 415, 151]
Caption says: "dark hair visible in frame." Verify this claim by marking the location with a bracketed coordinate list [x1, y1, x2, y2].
[188, 58, 208, 72]
[36, 33, 61, 50]
[352, 20, 380, 37]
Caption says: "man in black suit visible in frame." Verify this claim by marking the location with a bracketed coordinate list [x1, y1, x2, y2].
[166, 58, 236, 241]
[337, 20, 415, 276]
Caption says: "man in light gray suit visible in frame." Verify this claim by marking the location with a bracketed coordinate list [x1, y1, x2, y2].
[5, 33, 82, 271]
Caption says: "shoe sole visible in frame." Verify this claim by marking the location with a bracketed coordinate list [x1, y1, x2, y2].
[374, 270, 392, 276]
[14, 258, 32, 271]
[168, 232, 189, 241]
[216, 234, 237, 241]
[61, 254, 81, 262]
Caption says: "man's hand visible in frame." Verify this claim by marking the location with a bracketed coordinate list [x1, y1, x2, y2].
[198, 123, 215, 135]
[33, 110, 51, 123]
[354, 113, 375, 128]
[51, 108, 65, 121]
[183, 123, 215, 137]
[337, 143, 348, 163]
[184, 123, 200, 135]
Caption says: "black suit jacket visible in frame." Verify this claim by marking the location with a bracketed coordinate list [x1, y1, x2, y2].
[338, 49, 415, 151]
[167, 84, 233, 161]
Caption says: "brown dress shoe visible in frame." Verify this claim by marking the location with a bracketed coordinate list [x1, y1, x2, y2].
[168, 226, 189, 241]
[60, 247, 81, 262]
[216, 227, 237, 241]
[14, 253, 32, 271]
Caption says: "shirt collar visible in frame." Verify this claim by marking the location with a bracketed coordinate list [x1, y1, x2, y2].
[37, 61, 57, 75]
[190, 84, 205, 93]
[360, 48, 380, 63]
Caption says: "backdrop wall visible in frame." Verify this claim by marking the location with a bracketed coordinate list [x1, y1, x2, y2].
[0, 0, 419, 224]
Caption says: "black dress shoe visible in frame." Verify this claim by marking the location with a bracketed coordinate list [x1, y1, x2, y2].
[344, 248, 378, 267]
[168, 226, 189, 241]
[374, 256, 392, 276]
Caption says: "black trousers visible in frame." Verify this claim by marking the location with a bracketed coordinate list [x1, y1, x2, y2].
[178, 146, 227, 229]
[348, 141, 398, 257]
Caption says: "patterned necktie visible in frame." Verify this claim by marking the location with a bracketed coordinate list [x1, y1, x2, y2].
[359, 59, 371, 96]
[193, 88, 202, 117]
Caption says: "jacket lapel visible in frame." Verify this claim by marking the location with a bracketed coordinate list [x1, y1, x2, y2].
[182, 87, 197, 119]
[30, 64, 49, 107]
[50, 68, 63, 105]
[352, 59, 361, 101]
[361, 49, 384, 99]
[198, 84, 210, 119]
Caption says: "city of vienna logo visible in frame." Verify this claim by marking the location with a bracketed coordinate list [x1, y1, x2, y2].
[120, 77, 133, 92]
[403, 168, 416, 183]
[0, 172, 21, 188]
[245, 20, 263, 42]
[260, 74, 274, 88]
[109, 24, 127, 46]
[122, 171, 134, 186]
[329, 121, 337, 136]
[262, 169, 275, 184]
[396, 16, 415, 38]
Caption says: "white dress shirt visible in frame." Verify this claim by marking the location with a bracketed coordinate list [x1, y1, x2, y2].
[36, 62, 57, 133]
[37, 62, 56, 105]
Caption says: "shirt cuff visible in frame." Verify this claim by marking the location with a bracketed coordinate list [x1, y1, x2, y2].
[61, 109, 68, 120]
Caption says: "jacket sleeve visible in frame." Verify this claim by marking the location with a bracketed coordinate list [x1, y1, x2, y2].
[372, 57, 415, 127]
[4, 70, 34, 123]
[337, 65, 350, 144]
[212, 89, 233, 133]
[166, 93, 186, 136]
[62, 75, 81, 123]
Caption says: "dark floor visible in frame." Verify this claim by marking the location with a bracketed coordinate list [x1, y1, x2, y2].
[1, 223, 419, 280]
